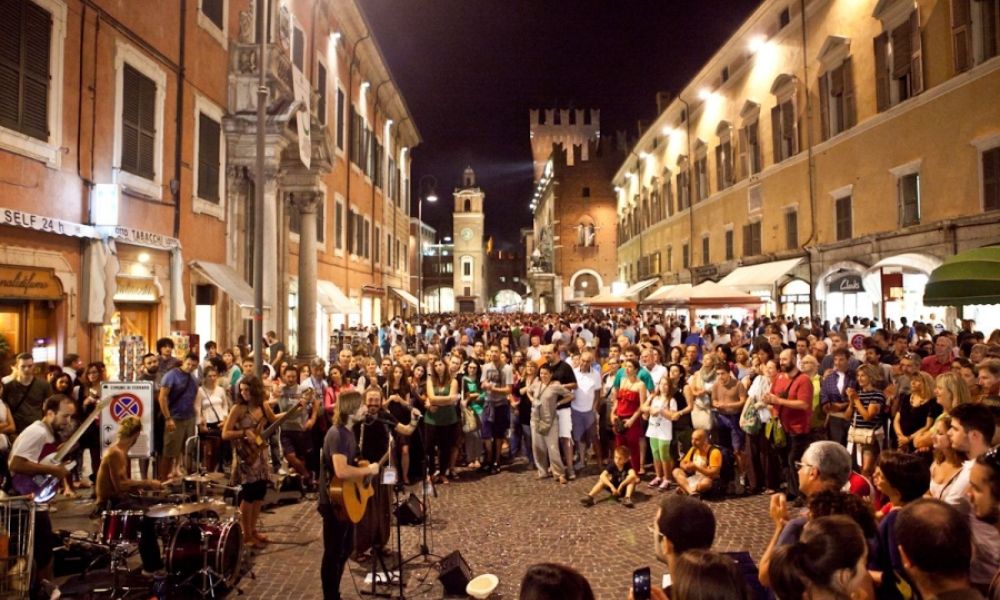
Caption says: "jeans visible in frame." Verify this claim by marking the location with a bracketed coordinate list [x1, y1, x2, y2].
[509, 412, 534, 465]
[319, 503, 354, 599]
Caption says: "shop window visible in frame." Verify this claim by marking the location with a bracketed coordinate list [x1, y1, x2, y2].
[819, 58, 856, 140]
[898, 173, 921, 226]
[743, 221, 762, 256]
[0, 0, 51, 142]
[874, 9, 923, 112]
[785, 210, 799, 250]
[984, 146, 1000, 211]
[836, 196, 853, 241]
[725, 230, 734, 261]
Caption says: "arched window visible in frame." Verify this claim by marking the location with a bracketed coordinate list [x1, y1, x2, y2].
[460, 255, 474, 280]
[464, 199, 472, 212]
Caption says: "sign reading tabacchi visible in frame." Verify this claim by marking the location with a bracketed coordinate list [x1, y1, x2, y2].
[0, 265, 63, 300]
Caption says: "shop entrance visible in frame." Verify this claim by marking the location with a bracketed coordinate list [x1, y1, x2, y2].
[0, 300, 57, 376]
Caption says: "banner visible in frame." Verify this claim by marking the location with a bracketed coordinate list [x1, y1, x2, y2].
[292, 67, 311, 169]
[100, 381, 156, 459]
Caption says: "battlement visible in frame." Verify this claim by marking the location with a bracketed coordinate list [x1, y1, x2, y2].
[529, 108, 602, 181]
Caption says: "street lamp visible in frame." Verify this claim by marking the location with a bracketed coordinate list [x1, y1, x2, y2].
[417, 175, 438, 339]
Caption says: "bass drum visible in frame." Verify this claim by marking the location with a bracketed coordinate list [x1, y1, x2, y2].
[166, 520, 243, 588]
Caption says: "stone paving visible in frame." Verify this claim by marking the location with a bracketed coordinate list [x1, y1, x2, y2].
[238, 461, 775, 600]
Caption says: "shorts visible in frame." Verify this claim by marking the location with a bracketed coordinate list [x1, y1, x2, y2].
[481, 404, 510, 440]
[715, 412, 745, 451]
[163, 417, 196, 458]
[571, 409, 596, 443]
[280, 429, 312, 458]
[557, 407, 573, 439]
[238, 479, 268, 503]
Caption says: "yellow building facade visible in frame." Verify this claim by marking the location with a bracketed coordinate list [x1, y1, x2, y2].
[615, 0, 1000, 326]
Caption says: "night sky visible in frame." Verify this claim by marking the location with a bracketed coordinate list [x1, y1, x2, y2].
[359, 1, 764, 251]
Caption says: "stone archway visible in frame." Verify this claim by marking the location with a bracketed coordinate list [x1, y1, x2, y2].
[569, 269, 602, 298]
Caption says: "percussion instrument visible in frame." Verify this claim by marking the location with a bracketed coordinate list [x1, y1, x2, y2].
[99, 510, 145, 545]
[166, 519, 244, 587]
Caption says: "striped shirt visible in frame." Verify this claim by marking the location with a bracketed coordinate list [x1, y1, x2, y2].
[853, 390, 885, 430]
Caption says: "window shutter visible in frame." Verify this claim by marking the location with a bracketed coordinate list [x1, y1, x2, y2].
[874, 33, 891, 112]
[910, 8, 924, 94]
[121, 66, 141, 175]
[819, 73, 830, 141]
[843, 57, 856, 128]
[737, 127, 749, 180]
[742, 224, 751, 256]
[892, 21, 912, 77]
[317, 62, 327, 126]
[771, 105, 782, 163]
[984, 148, 1000, 211]
[0, 1, 52, 142]
[952, 0, 973, 72]
[137, 72, 157, 178]
[714, 145, 723, 190]
[781, 101, 796, 155]
[197, 113, 221, 202]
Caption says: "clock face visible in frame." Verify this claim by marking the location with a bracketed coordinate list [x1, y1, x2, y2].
[460, 228, 473, 241]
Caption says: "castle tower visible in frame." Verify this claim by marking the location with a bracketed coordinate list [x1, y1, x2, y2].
[529, 108, 601, 181]
[453, 166, 486, 312]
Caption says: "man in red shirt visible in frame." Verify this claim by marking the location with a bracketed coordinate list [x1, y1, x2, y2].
[765, 348, 814, 502]
[920, 334, 954, 377]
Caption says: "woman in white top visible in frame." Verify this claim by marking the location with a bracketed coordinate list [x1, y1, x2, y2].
[196, 364, 231, 472]
[641, 376, 676, 491]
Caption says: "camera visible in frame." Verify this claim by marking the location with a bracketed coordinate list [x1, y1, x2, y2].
[632, 566, 651, 600]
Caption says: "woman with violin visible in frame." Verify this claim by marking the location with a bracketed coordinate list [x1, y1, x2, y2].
[223, 374, 306, 548]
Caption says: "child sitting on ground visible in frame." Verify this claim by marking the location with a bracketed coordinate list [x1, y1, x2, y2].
[580, 446, 639, 508]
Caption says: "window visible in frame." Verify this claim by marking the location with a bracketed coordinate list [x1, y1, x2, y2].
[677, 162, 691, 210]
[316, 195, 325, 244]
[349, 106, 361, 166]
[952, 0, 999, 72]
[582, 186, 591, 197]
[716, 127, 734, 191]
[743, 221, 762, 256]
[785, 210, 798, 250]
[200, 0, 224, 29]
[336, 88, 345, 150]
[363, 218, 370, 259]
[346, 208, 355, 254]
[874, 10, 923, 111]
[835, 196, 853, 241]
[694, 150, 709, 201]
[291, 22, 304, 72]
[702, 236, 710, 266]
[770, 97, 797, 163]
[984, 146, 1000, 211]
[667, 246, 673, 272]
[898, 173, 921, 226]
[779, 7, 791, 28]
[464, 287, 471, 297]
[386, 232, 392, 267]
[196, 112, 221, 204]
[725, 230, 734, 260]
[316, 61, 327, 126]
[0, 0, 50, 142]
[662, 172, 674, 217]
[819, 59, 856, 139]
[739, 120, 762, 177]
[121, 65, 157, 180]
[374, 225, 380, 263]
[334, 198, 343, 251]
[682, 243, 690, 269]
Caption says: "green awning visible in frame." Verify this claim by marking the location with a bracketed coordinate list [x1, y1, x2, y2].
[923, 246, 1000, 307]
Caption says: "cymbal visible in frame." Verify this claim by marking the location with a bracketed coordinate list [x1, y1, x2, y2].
[184, 475, 214, 483]
[146, 502, 205, 518]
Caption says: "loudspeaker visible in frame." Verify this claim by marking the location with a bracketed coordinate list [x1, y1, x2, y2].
[437, 550, 472, 595]
[395, 493, 424, 525]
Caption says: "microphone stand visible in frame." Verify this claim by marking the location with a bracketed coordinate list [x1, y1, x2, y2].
[401, 412, 441, 566]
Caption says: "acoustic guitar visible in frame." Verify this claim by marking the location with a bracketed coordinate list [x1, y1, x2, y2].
[12, 396, 113, 503]
[235, 388, 313, 465]
[328, 442, 392, 524]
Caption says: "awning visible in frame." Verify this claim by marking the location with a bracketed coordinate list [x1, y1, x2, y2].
[658, 281, 763, 308]
[643, 284, 679, 304]
[924, 246, 1000, 307]
[719, 257, 804, 290]
[389, 286, 421, 310]
[644, 284, 693, 305]
[318, 280, 361, 315]
[190, 260, 267, 311]
[581, 292, 637, 309]
[623, 278, 660, 298]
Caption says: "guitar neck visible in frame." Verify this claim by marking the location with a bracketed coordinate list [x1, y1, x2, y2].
[52, 400, 106, 463]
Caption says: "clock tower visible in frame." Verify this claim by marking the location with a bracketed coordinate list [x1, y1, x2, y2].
[453, 166, 486, 312]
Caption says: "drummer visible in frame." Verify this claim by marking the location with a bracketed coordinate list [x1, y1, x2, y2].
[94, 415, 165, 574]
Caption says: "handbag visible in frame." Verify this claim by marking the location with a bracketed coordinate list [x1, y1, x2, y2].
[847, 426, 876, 447]
[462, 405, 479, 433]
[766, 418, 787, 449]
[740, 396, 762, 435]
[691, 396, 715, 431]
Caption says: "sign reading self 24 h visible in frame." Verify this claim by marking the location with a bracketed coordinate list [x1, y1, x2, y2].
[100, 381, 155, 459]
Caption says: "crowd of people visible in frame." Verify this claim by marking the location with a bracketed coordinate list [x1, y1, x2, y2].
[2, 309, 1000, 598]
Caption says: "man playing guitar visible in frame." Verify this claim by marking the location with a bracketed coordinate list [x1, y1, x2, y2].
[319, 389, 376, 600]
[94, 415, 165, 574]
[8, 395, 76, 584]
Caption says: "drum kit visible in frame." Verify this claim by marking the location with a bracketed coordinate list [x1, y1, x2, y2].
[62, 473, 249, 599]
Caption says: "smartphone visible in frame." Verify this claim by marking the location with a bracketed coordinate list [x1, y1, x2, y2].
[632, 566, 651, 600]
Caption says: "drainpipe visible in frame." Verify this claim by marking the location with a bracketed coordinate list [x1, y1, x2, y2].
[797, 0, 819, 319]
[345, 31, 371, 300]
[172, 0, 187, 238]
[678, 96, 695, 284]
[371, 79, 391, 285]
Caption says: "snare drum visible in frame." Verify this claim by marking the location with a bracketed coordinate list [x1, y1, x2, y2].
[100, 510, 145, 545]
[166, 520, 243, 587]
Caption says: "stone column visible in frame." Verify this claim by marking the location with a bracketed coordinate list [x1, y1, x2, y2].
[262, 175, 281, 335]
[292, 191, 321, 360]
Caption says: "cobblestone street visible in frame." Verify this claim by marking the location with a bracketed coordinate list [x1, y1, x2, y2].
[240, 462, 773, 599]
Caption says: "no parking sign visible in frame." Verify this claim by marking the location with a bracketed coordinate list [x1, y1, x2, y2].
[846, 328, 871, 361]
[100, 381, 155, 458]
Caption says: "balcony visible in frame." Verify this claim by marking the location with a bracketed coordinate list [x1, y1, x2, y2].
[228, 42, 296, 116]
